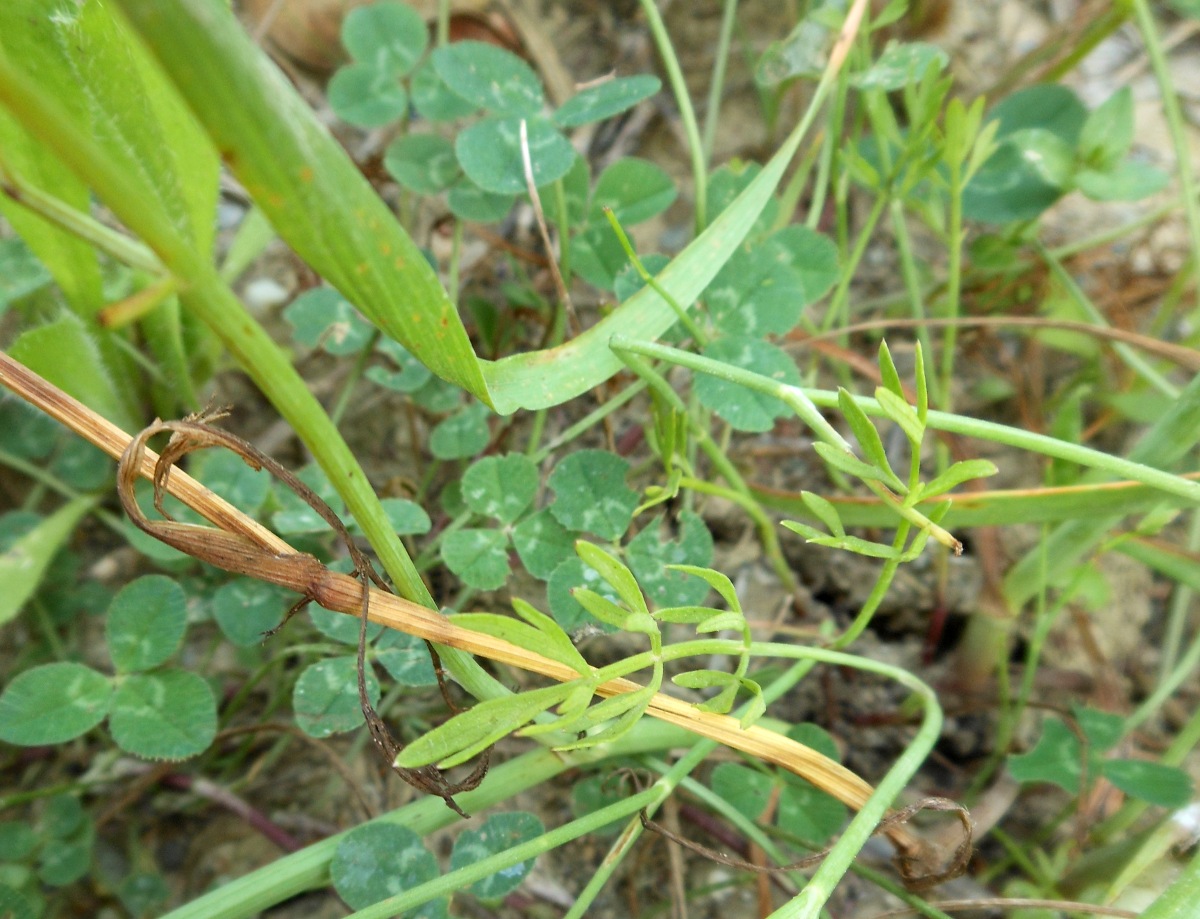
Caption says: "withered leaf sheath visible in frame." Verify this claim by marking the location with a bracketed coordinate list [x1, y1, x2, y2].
[116, 411, 489, 817]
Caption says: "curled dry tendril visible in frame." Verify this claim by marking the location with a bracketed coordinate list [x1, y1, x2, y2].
[116, 410, 489, 818]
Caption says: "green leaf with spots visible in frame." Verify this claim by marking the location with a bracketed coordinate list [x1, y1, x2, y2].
[546, 556, 620, 633]
[1009, 717, 1085, 794]
[293, 655, 379, 737]
[210, 579, 289, 647]
[449, 811, 544, 901]
[711, 762, 775, 820]
[284, 287, 374, 356]
[341, 1, 427, 77]
[192, 449, 273, 515]
[327, 63, 407, 127]
[375, 629, 437, 686]
[309, 606, 382, 646]
[441, 528, 511, 590]
[512, 508, 577, 579]
[626, 512, 714, 608]
[693, 337, 802, 432]
[447, 181, 516, 223]
[555, 74, 661, 127]
[462, 454, 538, 523]
[430, 403, 491, 460]
[776, 723, 848, 842]
[705, 225, 838, 337]
[331, 823, 442, 912]
[383, 497, 433, 535]
[548, 450, 637, 540]
[106, 575, 188, 673]
[108, 669, 216, 760]
[851, 40, 947, 90]
[1103, 759, 1191, 809]
[456, 115, 576, 195]
[411, 57, 476, 121]
[0, 663, 112, 746]
[432, 41, 542, 116]
[365, 338, 433, 393]
[385, 133, 460, 194]
[588, 158, 677, 226]
[271, 464, 344, 534]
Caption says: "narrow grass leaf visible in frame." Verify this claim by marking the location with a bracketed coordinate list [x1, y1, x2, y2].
[113, 0, 490, 401]
[483, 112, 815, 412]
[808, 533, 898, 559]
[0, 496, 95, 625]
[877, 340, 904, 399]
[574, 541, 647, 613]
[395, 684, 571, 769]
[510, 598, 591, 674]
[800, 490, 845, 538]
[920, 459, 998, 499]
[812, 442, 897, 487]
[875, 387, 924, 448]
[454, 611, 588, 675]
[839, 387, 897, 471]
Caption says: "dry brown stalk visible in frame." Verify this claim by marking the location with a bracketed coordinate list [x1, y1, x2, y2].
[0, 348, 970, 887]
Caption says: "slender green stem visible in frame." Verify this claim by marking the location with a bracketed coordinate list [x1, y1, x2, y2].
[1132, 0, 1200, 307]
[613, 347, 800, 593]
[612, 337, 963, 552]
[1159, 510, 1200, 677]
[329, 331, 380, 427]
[566, 659, 814, 919]
[821, 190, 889, 333]
[0, 153, 163, 275]
[937, 134, 965, 413]
[611, 338, 1200, 507]
[156, 720, 697, 919]
[638, 0, 707, 232]
[701, 0, 739, 168]
[890, 200, 941, 406]
[0, 49, 508, 703]
[1036, 241, 1178, 398]
[603, 208, 707, 344]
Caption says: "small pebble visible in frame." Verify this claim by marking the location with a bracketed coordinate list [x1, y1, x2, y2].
[242, 277, 291, 311]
